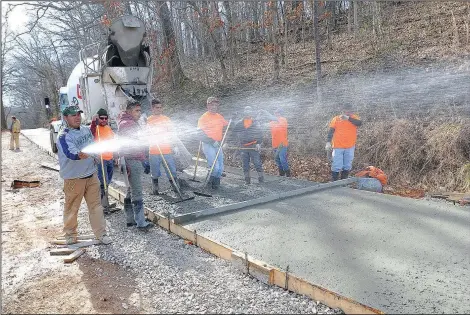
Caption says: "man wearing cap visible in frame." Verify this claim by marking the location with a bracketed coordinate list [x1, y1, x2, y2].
[90, 108, 115, 210]
[57, 106, 112, 245]
[233, 106, 265, 184]
[197, 97, 229, 189]
[262, 108, 290, 177]
[9, 116, 21, 151]
[325, 104, 362, 181]
[118, 100, 154, 230]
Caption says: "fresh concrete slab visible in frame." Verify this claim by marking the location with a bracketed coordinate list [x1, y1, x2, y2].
[185, 187, 470, 314]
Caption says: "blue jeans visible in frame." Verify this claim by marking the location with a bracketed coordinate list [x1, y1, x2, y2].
[202, 142, 224, 178]
[331, 146, 355, 172]
[274, 146, 289, 171]
[97, 159, 114, 197]
[241, 150, 263, 176]
[149, 154, 177, 180]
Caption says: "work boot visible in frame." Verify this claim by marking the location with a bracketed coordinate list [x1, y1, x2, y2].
[258, 172, 265, 183]
[285, 169, 291, 177]
[331, 171, 340, 181]
[65, 234, 78, 245]
[212, 177, 220, 189]
[245, 177, 251, 185]
[169, 179, 179, 193]
[341, 170, 350, 180]
[279, 168, 285, 176]
[124, 197, 135, 227]
[151, 178, 159, 195]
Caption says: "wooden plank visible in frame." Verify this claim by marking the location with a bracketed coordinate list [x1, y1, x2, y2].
[63, 248, 85, 263]
[68, 239, 101, 249]
[174, 177, 358, 224]
[196, 235, 233, 260]
[50, 248, 76, 256]
[56, 234, 95, 240]
[169, 222, 196, 243]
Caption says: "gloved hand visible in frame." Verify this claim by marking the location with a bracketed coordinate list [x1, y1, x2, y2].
[256, 144, 261, 152]
[340, 114, 350, 120]
[325, 142, 332, 151]
[212, 141, 220, 148]
[142, 160, 150, 174]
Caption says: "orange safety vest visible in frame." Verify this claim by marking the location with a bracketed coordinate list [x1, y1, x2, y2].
[95, 125, 114, 161]
[269, 117, 288, 148]
[147, 115, 173, 155]
[355, 166, 388, 186]
[197, 112, 228, 142]
[329, 114, 360, 149]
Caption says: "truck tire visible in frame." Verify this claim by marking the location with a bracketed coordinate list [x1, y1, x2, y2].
[50, 128, 58, 153]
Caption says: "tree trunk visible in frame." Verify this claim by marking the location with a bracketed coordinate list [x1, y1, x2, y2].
[158, 1, 187, 87]
[272, 1, 280, 81]
[348, 1, 352, 33]
[354, 0, 359, 34]
[313, 0, 321, 90]
[1, 97, 7, 130]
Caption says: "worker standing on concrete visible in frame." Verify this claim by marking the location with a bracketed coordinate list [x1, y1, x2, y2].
[325, 104, 362, 181]
[57, 105, 112, 245]
[90, 108, 115, 210]
[233, 106, 265, 184]
[197, 97, 229, 189]
[147, 99, 188, 194]
[262, 109, 290, 177]
[118, 100, 154, 230]
[9, 116, 21, 151]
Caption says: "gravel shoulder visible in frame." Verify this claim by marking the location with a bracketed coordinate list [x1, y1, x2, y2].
[2, 131, 340, 314]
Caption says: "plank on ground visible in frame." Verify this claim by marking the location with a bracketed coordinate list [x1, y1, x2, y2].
[63, 248, 86, 263]
[50, 248, 76, 256]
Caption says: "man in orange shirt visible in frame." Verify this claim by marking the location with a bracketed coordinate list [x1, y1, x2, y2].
[197, 97, 229, 189]
[263, 108, 290, 177]
[90, 108, 115, 209]
[325, 103, 362, 181]
[147, 99, 182, 195]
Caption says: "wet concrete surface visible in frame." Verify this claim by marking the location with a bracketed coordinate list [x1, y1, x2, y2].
[185, 187, 470, 314]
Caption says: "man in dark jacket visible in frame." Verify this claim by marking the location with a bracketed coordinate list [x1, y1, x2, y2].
[233, 106, 264, 184]
[118, 100, 154, 230]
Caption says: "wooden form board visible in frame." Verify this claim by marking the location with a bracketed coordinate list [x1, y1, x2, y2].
[64, 248, 85, 263]
[107, 185, 383, 314]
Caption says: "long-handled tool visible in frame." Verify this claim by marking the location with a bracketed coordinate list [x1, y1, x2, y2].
[97, 125, 117, 212]
[193, 119, 232, 196]
[189, 141, 202, 182]
[155, 142, 194, 203]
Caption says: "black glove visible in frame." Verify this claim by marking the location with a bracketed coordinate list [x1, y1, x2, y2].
[142, 160, 150, 174]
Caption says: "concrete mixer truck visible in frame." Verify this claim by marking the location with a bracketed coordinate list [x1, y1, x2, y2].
[49, 15, 153, 153]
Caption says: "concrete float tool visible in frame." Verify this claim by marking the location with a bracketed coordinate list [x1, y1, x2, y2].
[155, 142, 195, 204]
[193, 119, 232, 197]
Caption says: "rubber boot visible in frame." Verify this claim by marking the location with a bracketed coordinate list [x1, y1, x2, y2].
[332, 171, 340, 181]
[341, 170, 350, 180]
[285, 169, 291, 177]
[245, 177, 251, 184]
[133, 199, 154, 230]
[124, 197, 135, 227]
[258, 172, 265, 183]
[212, 177, 221, 189]
[279, 168, 285, 176]
[151, 178, 159, 195]
[209, 176, 218, 189]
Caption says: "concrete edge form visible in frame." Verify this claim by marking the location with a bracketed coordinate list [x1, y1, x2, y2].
[173, 177, 358, 224]
[21, 133, 383, 314]
[107, 185, 383, 315]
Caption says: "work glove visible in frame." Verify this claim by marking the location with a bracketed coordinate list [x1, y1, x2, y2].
[340, 114, 350, 121]
[142, 160, 150, 174]
[212, 141, 220, 148]
[256, 144, 261, 152]
[325, 142, 332, 151]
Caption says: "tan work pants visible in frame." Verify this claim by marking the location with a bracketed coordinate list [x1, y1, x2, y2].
[10, 132, 20, 150]
[63, 173, 106, 238]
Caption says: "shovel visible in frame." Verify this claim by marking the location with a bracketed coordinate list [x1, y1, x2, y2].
[97, 125, 118, 213]
[189, 141, 202, 183]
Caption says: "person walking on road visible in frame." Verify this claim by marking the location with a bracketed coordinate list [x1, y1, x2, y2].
[262, 108, 290, 177]
[233, 106, 265, 184]
[9, 116, 21, 151]
[57, 105, 112, 245]
[197, 97, 229, 189]
[325, 103, 362, 181]
[147, 99, 187, 195]
[90, 108, 115, 211]
[118, 100, 154, 230]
